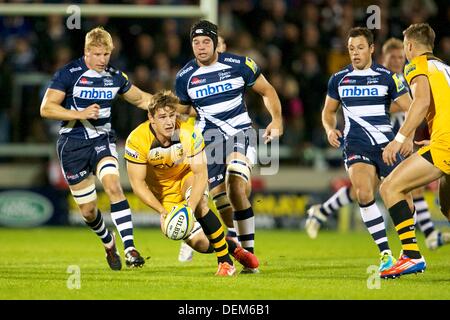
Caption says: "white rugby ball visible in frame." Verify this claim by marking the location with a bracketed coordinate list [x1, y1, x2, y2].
[163, 205, 194, 240]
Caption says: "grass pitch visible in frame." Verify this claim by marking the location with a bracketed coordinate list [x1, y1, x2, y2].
[0, 227, 449, 300]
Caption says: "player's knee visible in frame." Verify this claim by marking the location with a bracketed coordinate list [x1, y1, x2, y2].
[79, 203, 97, 221]
[103, 182, 124, 198]
[227, 178, 247, 203]
[379, 177, 403, 201]
[354, 186, 374, 204]
[379, 180, 390, 200]
[71, 184, 97, 206]
[226, 159, 251, 185]
[96, 159, 120, 182]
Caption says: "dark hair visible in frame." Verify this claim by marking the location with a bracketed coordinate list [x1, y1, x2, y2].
[190, 20, 218, 50]
[403, 23, 435, 50]
[347, 27, 374, 46]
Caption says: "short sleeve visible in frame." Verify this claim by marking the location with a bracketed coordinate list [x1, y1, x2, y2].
[188, 127, 205, 157]
[327, 74, 340, 100]
[124, 131, 148, 164]
[175, 76, 191, 105]
[389, 73, 409, 100]
[180, 123, 205, 158]
[118, 71, 132, 94]
[241, 56, 261, 87]
[48, 69, 72, 92]
[404, 56, 428, 86]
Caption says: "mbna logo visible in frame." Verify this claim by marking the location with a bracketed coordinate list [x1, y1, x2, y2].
[79, 88, 113, 99]
[195, 83, 233, 98]
[341, 86, 379, 97]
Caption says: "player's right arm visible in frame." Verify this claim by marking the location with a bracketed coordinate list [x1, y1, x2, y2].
[40, 89, 100, 121]
[126, 161, 167, 217]
[322, 95, 342, 148]
[174, 68, 197, 118]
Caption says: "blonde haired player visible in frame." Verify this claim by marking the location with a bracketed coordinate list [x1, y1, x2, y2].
[124, 90, 258, 276]
[380, 23, 450, 278]
[41, 27, 151, 270]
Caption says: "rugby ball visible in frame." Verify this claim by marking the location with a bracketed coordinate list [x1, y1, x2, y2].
[163, 205, 194, 240]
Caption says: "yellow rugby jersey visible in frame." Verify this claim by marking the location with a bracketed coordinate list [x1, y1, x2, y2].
[124, 118, 205, 183]
[404, 54, 450, 142]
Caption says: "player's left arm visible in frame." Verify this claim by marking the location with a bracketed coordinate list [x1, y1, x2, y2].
[390, 92, 414, 156]
[251, 74, 284, 144]
[383, 75, 431, 165]
[398, 75, 430, 138]
[390, 92, 412, 113]
[121, 85, 153, 111]
[186, 150, 208, 211]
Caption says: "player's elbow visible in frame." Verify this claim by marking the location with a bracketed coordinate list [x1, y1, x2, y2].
[40, 104, 51, 119]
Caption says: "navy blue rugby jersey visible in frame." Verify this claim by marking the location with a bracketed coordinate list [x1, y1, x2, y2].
[389, 73, 410, 134]
[175, 52, 261, 138]
[327, 62, 408, 150]
[48, 57, 131, 139]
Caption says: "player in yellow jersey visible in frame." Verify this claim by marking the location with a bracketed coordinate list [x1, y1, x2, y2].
[380, 23, 450, 278]
[124, 90, 258, 276]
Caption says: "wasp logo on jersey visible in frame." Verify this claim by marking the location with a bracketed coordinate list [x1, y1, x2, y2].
[405, 64, 417, 77]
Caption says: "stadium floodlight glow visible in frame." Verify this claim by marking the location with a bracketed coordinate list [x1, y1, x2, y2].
[0, 0, 218, 23]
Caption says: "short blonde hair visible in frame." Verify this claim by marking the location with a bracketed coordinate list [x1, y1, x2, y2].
[85, 27, 114, 51]
[403, 23, 435, 50]
[382, 38, 403, 55]
[148, 90, 179, 116]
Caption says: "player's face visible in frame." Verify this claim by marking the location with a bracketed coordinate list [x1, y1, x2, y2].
[383, 48, 405, 74]
[348, 36, 374, 70]
[150, 107, 177, 139]
[192, 36, 216, 65]
[84, 46, 111, 73]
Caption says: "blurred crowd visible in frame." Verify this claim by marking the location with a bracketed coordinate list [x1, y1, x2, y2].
[0, 0, 449, 164]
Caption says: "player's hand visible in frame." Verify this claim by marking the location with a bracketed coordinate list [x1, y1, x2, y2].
[159, 209, 169, 233]
[415, 139, 430, 147]
[399, 137, 414, 157]
[263, 119, 283, 144]
[326, 129, 342, 148]
[79, 103, 100, 120]
[382, 140, 402, 166]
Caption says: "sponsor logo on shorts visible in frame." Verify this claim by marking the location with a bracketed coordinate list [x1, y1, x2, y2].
[95, 145, 107, 154]
[347, 154, 370, 162]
